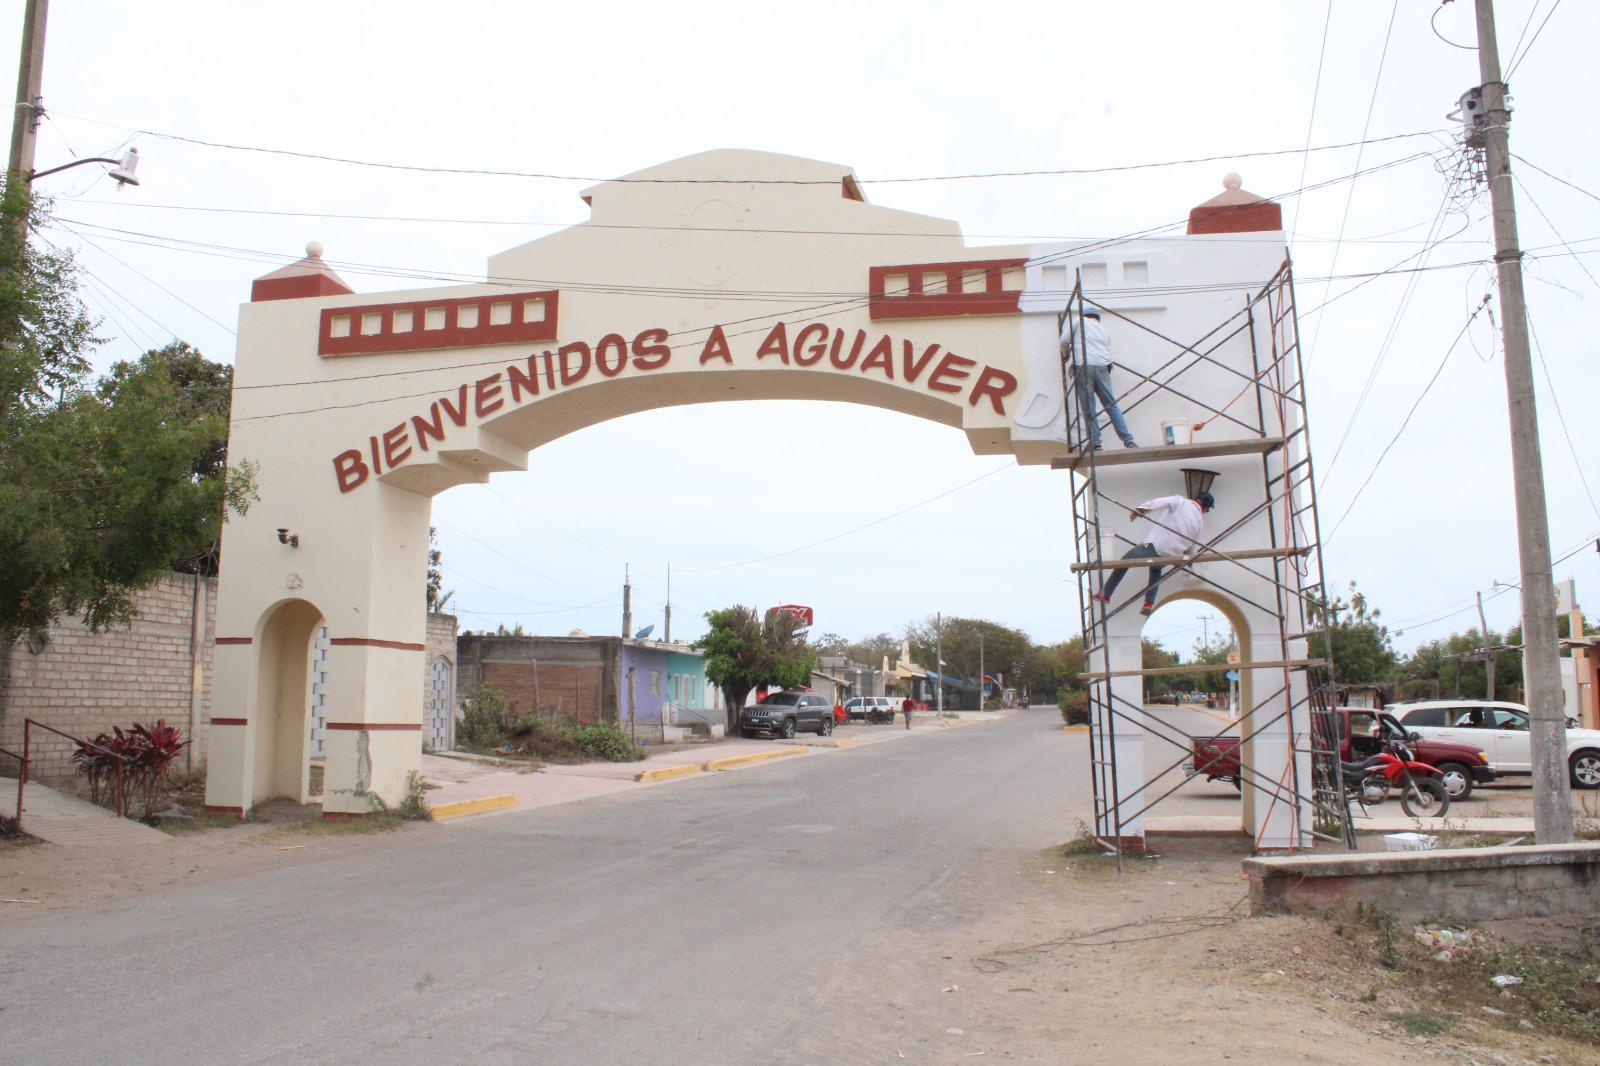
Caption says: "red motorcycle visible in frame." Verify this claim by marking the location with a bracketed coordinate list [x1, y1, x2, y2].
[1341, 741, 1451, 818]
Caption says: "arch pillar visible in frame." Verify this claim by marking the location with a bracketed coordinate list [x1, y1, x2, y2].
[206, 472, 432, 816]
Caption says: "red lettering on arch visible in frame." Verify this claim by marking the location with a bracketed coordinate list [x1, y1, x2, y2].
[859, 334, 893, 379]
[969, 366, 1018, 414]
[792, 323, 829, 366]
[632, 328, 671, 370]
[698, 325, 732, 365]
[382, 422, 412, 467]
[901, 340, 939, 383]
[558, 342, 592, 386]
[474, 372, 504, 417]
[439, 385, 469, 428]
[412, 403, 446, 451]
[333, 449, 370, 493]
[927, 351, 975, 394]
[755, 323, 790, 363]
[595, 333, 628, 377]
[508, 355, 540, 402]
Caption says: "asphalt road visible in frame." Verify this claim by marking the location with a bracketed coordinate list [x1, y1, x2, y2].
[3, 710, 1084, 1064]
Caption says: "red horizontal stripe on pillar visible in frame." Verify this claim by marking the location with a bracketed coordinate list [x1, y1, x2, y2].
[325, 722, 423, 731]
[329, 637, 426, 651]
[211, 717, 249, 726]
[215, 637, 253, 645]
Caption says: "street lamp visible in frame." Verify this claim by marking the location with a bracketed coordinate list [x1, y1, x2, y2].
[30, 147, 140, 188]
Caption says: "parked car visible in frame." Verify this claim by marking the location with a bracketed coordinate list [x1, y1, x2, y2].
[741, 690, 834, 739]
[1391, 699, 1600, 789]
[1188, 707, 1494, 800]
[842, 696, 898, 723]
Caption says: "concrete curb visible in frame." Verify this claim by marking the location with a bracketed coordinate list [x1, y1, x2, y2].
[703, 748, 811, 772]
[635, 763, 704, 783]
[430, 794, 518, 820]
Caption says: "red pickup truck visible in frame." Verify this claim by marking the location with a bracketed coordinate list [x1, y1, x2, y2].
[1189, 706, 1495, 801]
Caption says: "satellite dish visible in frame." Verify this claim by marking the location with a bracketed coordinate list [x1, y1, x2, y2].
[634, 624, 655, 639]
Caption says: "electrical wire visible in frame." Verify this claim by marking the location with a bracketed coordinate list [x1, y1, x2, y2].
[45, 108, 1443, 185]
[1512, 174, 1600, 293]
[1525, 308, 1600, 523]
[1303, 0, 1402, 367]
[1513, 154, 1600, 207]
[57, 223, 239, 335]
[1324, 297, 1492, 540]
[1506, 0, 1563, 79]
[1289, 0, 1337, 239]
[430, 515, 600, 599]
[677, 461, 1014, 573]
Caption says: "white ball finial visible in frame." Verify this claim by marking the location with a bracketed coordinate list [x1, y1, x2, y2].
[1223, 172, 1242, 191]
[305, 240, 325, 258]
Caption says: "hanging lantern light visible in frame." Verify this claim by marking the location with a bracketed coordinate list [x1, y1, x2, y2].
[1180, 467, 1219, 499]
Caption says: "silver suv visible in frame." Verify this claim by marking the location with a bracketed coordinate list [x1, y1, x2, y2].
[740, 691, 834, 739]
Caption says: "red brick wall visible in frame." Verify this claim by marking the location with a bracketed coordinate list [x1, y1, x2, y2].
[482, 660, 608, 722]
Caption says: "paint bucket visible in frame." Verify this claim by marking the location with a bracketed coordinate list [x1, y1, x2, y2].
[1162, 420, 1193, 447]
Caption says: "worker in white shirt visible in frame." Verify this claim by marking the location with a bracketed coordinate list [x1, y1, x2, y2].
[1061, 307, 1137, 450]
[1092, 492, 1215, 616]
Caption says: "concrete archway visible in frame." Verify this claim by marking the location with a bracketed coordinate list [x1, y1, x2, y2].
[202, 149, 1296, 817]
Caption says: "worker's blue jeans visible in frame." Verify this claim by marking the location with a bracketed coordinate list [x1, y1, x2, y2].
[1076, 364, 1135, 448]
[1101, 543, 1163, 606]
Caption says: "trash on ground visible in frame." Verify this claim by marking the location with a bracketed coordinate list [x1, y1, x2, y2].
[1491, 974, 1524, 988]
[1384, 832, 1436, 852]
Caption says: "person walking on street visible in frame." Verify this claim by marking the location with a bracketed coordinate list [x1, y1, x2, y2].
[1062, 307, 1136, 450]
[1093, 492, 1214, 616]
[902, 696, 915, 730]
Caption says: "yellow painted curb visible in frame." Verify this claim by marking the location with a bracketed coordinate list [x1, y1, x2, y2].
[1061, 725, 1090, 733]
[703, 748, 811, 772]
[429, 794, 518, 820]
[635, 763, 704, 783]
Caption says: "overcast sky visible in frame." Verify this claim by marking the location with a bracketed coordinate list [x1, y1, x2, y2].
[7, 0, 1596, 659]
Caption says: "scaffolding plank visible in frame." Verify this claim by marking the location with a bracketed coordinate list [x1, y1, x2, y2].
[1050, 436, 1285, 471]
[1070, 546, 1312, 572]
[1080, 658, 1325, 681]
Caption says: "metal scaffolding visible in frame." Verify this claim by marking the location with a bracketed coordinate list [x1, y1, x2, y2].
[1060, 259, 1354, 860]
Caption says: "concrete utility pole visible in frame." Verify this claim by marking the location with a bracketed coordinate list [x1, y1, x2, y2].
[7, 0, 47, 182]
[935, 612, 943, 715]
[1475, 0, 1573, 842]
[978, 632, 985, 712]
[621, 565, 632, 639]
[663, 563, 672, 643]
[1475, 591, 1496, 700]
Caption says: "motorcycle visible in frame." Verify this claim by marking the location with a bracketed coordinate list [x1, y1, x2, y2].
[1340, 741, 1450, 818]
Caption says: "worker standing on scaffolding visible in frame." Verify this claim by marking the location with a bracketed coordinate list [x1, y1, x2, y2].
[1092, 492, 1214, 616]
[1062, 306, 1137, 450]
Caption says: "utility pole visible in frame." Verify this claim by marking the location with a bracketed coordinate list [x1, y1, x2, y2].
[621, 565, 632, 639]
[978, 632, 985, 712]
[1475, 591, 1496, 700]
[1474, 0, 1573, 842]
[935, 612, 943, 715]
[7, 0, 47, 182]
[664, 563, 672, 643]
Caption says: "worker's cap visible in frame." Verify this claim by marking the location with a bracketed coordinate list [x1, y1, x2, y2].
[1082, 308, 1101, 318]
[1196, 492, 1215, 512]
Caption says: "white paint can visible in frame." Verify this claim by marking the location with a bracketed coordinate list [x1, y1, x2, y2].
[1162, 420, 1193, 447]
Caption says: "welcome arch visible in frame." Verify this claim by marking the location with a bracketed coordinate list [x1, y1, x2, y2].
[203, 150, 1317, 841]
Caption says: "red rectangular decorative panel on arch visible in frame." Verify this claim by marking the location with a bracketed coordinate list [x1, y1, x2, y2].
[318, 290, 560, 357]
[868, 258, 1027, 321]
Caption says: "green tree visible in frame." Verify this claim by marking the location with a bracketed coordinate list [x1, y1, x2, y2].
[1306, 583, 1398, 684]
[907, 615, 1032, 706]
[1187, 632, 1234, 694]
[696, 605, 817, 732]
[0, 184, 256, 638]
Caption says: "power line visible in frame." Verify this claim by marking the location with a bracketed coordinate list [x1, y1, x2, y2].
[45, 109, 1443, 185]
[1512, 173, 1600, 292]
[1290, 0, 1338, 239]
[1325, 296, 1492, 540]
[1513, 154, 1600, 207]
[1303, 0, 1402, 367]
[1506, 0, 1563, 79]
[431, 515, 600, 600]
[678, 461, 1014, 573]
[1525, 307, 1600, 523]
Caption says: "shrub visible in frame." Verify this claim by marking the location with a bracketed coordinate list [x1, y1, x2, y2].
[1058, 689, 1089, 726]
[71, 719, 190, 818]
[576, 722, 646, 762]
[457, 684, 512, 751]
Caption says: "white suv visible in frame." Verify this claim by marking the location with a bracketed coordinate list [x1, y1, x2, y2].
[843, 696, 897, 723]
[1390, 699, 1600, 789]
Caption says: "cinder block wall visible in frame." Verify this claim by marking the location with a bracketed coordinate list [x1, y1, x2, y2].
[0, 572, 217, 781]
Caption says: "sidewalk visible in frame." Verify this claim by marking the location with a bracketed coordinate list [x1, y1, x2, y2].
[0, 777, 172, 848]
[422, 710, 1013, 820]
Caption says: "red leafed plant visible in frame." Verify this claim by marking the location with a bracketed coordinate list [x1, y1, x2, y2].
[72, 720, 189, 818]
